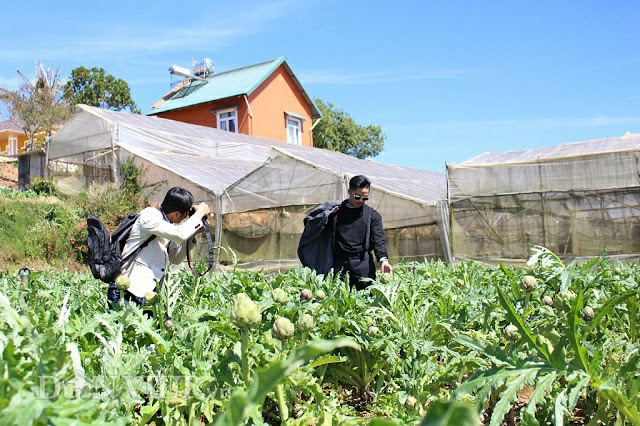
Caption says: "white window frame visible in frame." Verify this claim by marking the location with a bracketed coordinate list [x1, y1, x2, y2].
[216, 107, 238, 133]
[286, 117, 302, 145]
[7, 137, 18, 156]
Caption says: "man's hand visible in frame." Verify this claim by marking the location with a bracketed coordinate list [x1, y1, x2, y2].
[195, 202, 211, 217]
[380, 259, 393, 274]
[330, 205, 340, 215]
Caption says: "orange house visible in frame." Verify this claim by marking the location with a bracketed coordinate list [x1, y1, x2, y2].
[148, 57, 321, 147]
[0, 120, 30, 156]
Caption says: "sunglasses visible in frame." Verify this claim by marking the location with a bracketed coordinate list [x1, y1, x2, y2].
[353, 194, 370, 201]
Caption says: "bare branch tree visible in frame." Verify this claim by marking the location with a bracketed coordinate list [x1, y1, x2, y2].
[0, 60, 73, 164]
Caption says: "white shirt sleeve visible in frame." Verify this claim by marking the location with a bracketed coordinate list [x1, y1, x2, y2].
[139, 208, 205, 244]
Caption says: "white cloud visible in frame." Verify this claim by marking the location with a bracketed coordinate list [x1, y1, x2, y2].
[0, 0, 296, 63]
[300, 67, 471, 85]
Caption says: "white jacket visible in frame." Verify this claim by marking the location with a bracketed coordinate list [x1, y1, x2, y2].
[120, 206, 205, 298]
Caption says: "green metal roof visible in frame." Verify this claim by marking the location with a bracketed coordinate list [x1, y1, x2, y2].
[147, 57, 321, 118]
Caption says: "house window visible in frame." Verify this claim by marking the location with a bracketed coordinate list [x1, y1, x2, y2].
[286, 117, 301, 145]
[217, 108, 238, 133]
[7, 137, 18, 156]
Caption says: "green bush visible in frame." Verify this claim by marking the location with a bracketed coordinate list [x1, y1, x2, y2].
[1, 160, 154, 267]
[29, 177, 58, 196]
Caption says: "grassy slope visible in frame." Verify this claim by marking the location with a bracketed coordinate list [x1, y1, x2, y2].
[0, 196, 85, 271]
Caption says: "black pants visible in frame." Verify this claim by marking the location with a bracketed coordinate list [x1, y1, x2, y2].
[334, 251, 376, 290]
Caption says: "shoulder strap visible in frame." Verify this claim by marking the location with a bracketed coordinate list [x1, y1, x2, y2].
[187, 219, 215, 276]
[121, 234, 157, 266]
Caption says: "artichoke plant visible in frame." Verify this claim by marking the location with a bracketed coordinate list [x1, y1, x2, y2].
[272, 316, 294, 341]
[300, 289, 313, 301]
[503, 324, 519, 341]
[145, 291, 159, 305]
[230, 293, 262, 329]
[115, 275, 130, 291]
[297, 313, 315, 332]
[542, 295, 554, 306]
[272, 288, 289, 304]
[581, 306, 595, 321]
[315, 289, 326, 300]
[520, 275, 538, 292]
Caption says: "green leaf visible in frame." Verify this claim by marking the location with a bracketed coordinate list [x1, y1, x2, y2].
[524, 372, 557, 424]
[214, 338, 359, 425]
[567, 291, 590, 374]
[567, 374, 590, 413]
[309, 354, 348, 369]
[420, 399, 478, 426]
[496, 286, 552, 363]
[489, 369, 536, 426]
[586, 290, 638, 334]
[553, 388, 567, 426]
[453, 334, 511, 367]
[136, 402, 160, 426]
[597, 382, 640, 426]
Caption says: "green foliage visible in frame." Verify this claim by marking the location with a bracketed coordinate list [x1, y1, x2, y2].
[0, 247, 639, 423]
[64, 66, 140, 113]
[118, 157, 151, 199]
[28, 177, 57, 196]
[0, 161, 150, 267]
[313, 98, 386, 159]
[0, 187, 41, 199]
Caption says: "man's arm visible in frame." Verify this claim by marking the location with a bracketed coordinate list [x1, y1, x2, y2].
[140, 209, 206, 244]
[370, 210, 392, 273]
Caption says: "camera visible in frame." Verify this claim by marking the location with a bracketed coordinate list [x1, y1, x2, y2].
[188, 207, 196, 217]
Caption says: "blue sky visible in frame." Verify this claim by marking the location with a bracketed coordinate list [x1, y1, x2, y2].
[1, 0, 639, 172]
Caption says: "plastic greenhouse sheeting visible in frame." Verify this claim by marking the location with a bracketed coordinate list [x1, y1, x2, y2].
[49, 105, 448, 269]
[447, 133, 640, 263]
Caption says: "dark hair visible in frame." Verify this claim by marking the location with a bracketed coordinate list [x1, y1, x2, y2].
[161, 187, 194, 214]
[349, 175, 371, 190]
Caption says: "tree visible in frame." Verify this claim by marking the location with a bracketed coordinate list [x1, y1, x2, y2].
[0, 61, 73, 152]
[64, 66, 140, 113]
[312, 98, 386, 159]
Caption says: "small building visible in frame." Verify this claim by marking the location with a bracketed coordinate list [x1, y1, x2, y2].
[0, 119, 29, 156]
[148, 57, 321, 147]
[17, 149, 46, 187]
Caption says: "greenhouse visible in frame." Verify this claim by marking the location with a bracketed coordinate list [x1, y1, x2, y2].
[447, 132, 640, 263]
[48, 105, 448, 269]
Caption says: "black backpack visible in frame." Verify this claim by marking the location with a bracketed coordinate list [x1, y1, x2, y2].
[86, 213, 156, 283]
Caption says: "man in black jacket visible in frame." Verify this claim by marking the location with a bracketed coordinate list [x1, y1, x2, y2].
[298, 175, 392, 289]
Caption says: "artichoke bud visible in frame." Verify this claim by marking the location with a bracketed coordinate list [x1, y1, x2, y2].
[272, 316, 294, 341]
[115, 275, 130, 291]
[581, 306, 595, 321]
[369, 325, 379, 335]
[300, 289, 313, 301]
[315, 289, 326, 300]
[164, 320, 173, 329]
[297, 313, 315, 332]
[405, 396, 417, 409]
[503, 324, 519, 340]
[520, 275, 538, 292]
[558, 290, 576, 305]
[144, 291, 158, 305]
[271, 288, 290, 304]
[542, 295, 554, 306]
[230, 293, 262, 329]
